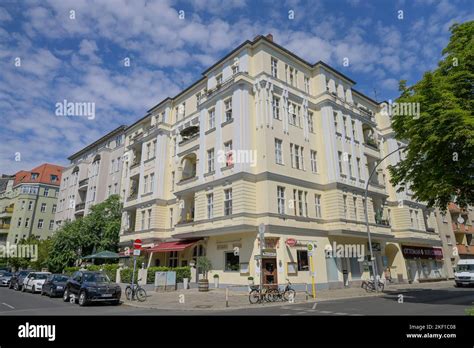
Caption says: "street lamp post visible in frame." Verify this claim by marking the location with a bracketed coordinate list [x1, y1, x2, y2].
[364, 145, 407, 292]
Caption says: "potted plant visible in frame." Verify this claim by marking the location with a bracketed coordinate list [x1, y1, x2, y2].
[213, 274, 219, 288]
[197, 256, 212, 292]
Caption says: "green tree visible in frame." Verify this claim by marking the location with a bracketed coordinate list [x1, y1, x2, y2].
[47, 195, 123, 272]
[390, 21, 474, 209]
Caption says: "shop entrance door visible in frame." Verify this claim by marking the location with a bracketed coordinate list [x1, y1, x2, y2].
[262, 258, 278, 288]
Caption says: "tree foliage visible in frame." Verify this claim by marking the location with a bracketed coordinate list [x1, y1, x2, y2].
[48, 195, 122, 272]
[389, 21, 474, 209]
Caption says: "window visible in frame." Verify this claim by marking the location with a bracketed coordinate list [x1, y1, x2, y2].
[315, 194, 322, 218]
[294, 144, 300, 169]
[410, 210, 414, 228]
[114, 183, 118, 194]
[207, 193, 214, 219]
[147, 209, 152, 229]
[351, 120, 357, 139]
[298, 190, 304, 216]
[170, 208, 174, 228]
[171, 172, 175, 191]
[224, 188, 232, 216]
[289, 67, 294, 85]
[168, 251, 178, 268]
[196, 92, 201, 106]
[110, 159, 115, 174]
[272, 95, 280, 120]
[353, 197, 358, 221]
[310, 150, 317, 173]
[208, 108, 215, 129]
[143, 175, 148, 193]
[308, 111, 314, 132]
[348, 155, 354, 177]
[52, 204, 57, 213]
[343, 116, 348, 135]
[17, 218, 22, 227]
[225, 252, 239, 271]
[224, 98, 232, 122]
[107, 185, 112, 197]
[21, 201, 25, 209]
[146, 143, 151, 160]
[25, 218, 30, 228]
[232, 64, 239, 75]
[207, 149, 215, 173]
[44, 188, 49, 196]
[31, 173, 39, 180]
[28, 201, 33, 211]
[116, 135, 122, 146]
[414, 210, 419, 230]
[333, 111, 339, 133]
[288, 102, 299, 126]
[338, 151, 343, 174]
[141, 211, 145, 230]
[224, 141, 233, 167]
[297, 250, 309, 271]
[271, 57, 278, 78]
[49, 220, 54, 230]
[356, 157, 361, 178]
[277, 186, 285, 214]
[216, 74, 223, 85]
[343, 195, 348, 218]
[290, 144, 303, 169]
[274, 139, 283, 164]
[40, 203, 46, 212]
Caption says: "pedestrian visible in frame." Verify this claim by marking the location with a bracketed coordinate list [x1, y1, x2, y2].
[384, 267, 392, 283]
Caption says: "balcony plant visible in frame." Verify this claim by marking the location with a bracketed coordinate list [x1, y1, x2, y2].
[196, 256, 212, 292]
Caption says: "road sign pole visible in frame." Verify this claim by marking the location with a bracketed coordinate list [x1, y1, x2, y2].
[131, 255, 137, 300]
[258, 224, 265, 301]
[307, 243, 316, 299]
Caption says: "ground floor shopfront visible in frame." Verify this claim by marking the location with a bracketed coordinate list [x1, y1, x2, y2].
[129, 229, 447, 289]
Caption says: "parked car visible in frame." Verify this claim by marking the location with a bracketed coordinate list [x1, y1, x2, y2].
[41, 274, 69, 297]
[9, 270, 34, 291]
[22, 272, 51, 293]
[0, 272, 13, 287]
[454, 259, 474, 287]
[63, 271, 121, 306]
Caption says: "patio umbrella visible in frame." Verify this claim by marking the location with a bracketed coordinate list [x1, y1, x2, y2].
[81, 250, 120, 259]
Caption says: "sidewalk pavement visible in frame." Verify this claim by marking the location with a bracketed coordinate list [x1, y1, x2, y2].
[121, 280, 455, 311]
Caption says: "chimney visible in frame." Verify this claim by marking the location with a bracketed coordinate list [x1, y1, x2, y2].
[266, 33, 273, 42]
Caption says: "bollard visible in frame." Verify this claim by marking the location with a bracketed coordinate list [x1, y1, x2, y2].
[225, 287, 229, 308]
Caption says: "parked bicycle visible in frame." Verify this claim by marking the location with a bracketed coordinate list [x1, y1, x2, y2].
[125, 278, 147, 302]
[248, 285, 274, 304]
[267, 279, 296, 302]
[361, 278, 384, 292]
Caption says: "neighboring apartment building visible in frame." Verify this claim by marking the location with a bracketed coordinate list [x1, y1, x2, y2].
[0, 164, 63, 244]
[55, 126, 126, 227]
[119, 34, 446, 288]
[435, 203, 474, 278]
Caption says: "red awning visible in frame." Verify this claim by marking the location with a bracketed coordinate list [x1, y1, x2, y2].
[145, 239, 200, 253]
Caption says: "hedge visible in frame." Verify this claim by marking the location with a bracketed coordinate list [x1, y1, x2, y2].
[62, 264, 119, 281]
[120, 266, 191, 284]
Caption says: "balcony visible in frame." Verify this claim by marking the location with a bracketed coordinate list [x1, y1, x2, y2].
[0, 206, 14, 218]
[452, 223, 474, 234]
[0, 223, 10, 232]
[456, 244, 474, 256]
[78, 178, 89, 188]
[75, 202, 85, 212]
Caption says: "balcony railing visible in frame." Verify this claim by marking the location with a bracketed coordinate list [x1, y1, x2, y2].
[78, 178, 89, 187]
[75, 203, 85, 212]
[365, 138, 378, 149]
[0, 223, 10, 230]
[452, 223, 474, 234]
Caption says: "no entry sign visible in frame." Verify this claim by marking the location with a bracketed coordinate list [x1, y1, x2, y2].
[133, 239, 142, 249]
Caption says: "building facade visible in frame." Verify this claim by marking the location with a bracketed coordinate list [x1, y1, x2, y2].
[0, 164, 63, 244]
[54, 126, 126, 227]
[119, 34, 446, 288]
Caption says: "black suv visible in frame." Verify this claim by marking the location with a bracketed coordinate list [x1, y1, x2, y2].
[63, 271, 121, 306]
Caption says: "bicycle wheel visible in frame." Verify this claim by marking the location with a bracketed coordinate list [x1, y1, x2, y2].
[136, 288, 147, 302]
[284, 289, 296, 302]
[125, 286, 132, 300]
[249, 289, 260, 304]
[265, 288, 278, 302]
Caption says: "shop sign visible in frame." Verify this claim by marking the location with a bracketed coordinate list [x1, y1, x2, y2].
[401, 245, 443, 259]
[262, 249, 277, 257]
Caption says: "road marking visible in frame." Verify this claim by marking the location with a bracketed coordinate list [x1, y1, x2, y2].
[280, 314, 292, 316]
[296, 311, 307, 315]
[334, 312, 348, 315]
[312, 303, 317, 309]
[306, 309, 317, 312]
[320, 310, 332, 314]
[2, 303, 15, 309]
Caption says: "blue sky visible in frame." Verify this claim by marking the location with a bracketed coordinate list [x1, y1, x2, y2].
[0, 0, 472, 174]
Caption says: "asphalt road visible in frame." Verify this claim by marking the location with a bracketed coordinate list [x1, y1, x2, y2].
[1, 283, 473, 316]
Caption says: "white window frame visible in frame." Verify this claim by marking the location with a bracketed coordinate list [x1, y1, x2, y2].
[275, 139, 283, 164]
[224, 188, 232, 216]
[277, 186, 285, 214]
